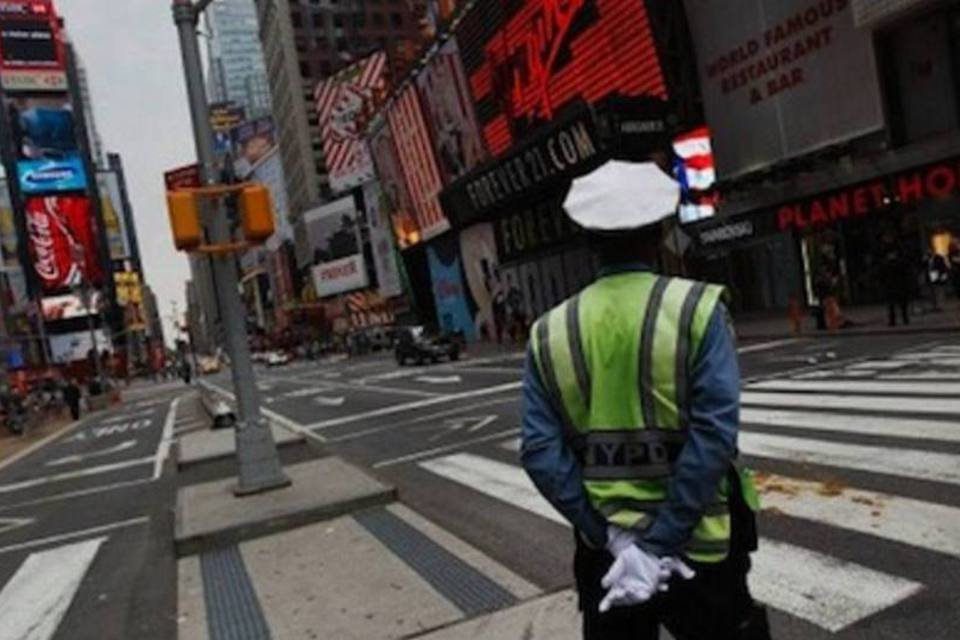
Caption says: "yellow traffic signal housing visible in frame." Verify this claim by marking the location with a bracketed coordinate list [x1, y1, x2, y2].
[166, 191, 203, 250]
[239, 184, 274, 243]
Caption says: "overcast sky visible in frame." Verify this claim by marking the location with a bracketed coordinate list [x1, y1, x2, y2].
[56, 0, 197, 344]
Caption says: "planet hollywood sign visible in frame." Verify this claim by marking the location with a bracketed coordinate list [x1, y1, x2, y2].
[776, 157, 960, 231]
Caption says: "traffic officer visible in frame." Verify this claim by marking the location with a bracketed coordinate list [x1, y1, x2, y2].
[520, 160, 770, 639]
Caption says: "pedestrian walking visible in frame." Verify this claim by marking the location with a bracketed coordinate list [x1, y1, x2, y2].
[520, 160, 768, 639]
[63, 378, 81, 421]
[879, 236, 912, 326]
[180, 359, 192, 385]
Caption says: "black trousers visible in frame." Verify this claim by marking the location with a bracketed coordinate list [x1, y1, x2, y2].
[575, 473, 770, 640]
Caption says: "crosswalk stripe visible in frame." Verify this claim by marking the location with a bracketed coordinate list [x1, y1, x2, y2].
[0, 537, 105, 640]
[741, 391, 960, 415]
[740, 432, 960, 485]
[747, 379, 960, 396]
[879, 373, 960, 381]
[847, 360, 912, 370]
[757, 473, 960, 558]
[749, 539, 922, 633]
[419, 453, 922, 632]
[741, 407, 960, 443]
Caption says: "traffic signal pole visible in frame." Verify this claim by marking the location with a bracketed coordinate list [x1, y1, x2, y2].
[172, 0, 290, 495]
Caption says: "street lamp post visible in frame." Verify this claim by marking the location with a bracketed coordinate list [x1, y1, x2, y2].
[172, 0, 290, 495]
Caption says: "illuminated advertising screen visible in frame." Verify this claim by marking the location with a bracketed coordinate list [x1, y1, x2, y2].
[302, 196, 369, 298]
[24, 195, 103, 293]
[0, 0, 66, 91]
[457, 0, 668, 156]
[368, 119, 421, 249]
[386, 85, 449, 241]
[8, 94, 87, 193]
[415, 38, 488, 183]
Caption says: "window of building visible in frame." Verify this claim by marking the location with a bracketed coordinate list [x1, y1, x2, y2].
[336, 38, 348, 53]
[333, 14, 344, 28]
[291, 11, 303, 28]
[372, 12, 384, 26]
[312, 13, 323, 28]
[377, 36, 388, 50]
[320, 61, 333, 75]
[353, 13, 366, 28]
[315, 36, 327, 49]
[390, 12, 402, 27]
[298, 60, 311, 78]
[882, 7, 960, 145]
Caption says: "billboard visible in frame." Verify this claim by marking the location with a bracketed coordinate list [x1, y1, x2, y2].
[49, 329, 110, 364]
[163, 163, 201, 190]
[314, 51, 389, 194]
[231, 117, 292, 247]
[456, 0, 668, 155]
[97, 171, 131, 260]
[8, 94, 87, 193]
[387, 85, 449, 241]
[368, 119, 421, 248]
[362, 181, 403, 298]
[209, 101, 245, 155]
[0, 0, 66, 92]
[683, 0, 885, 178]
[41, 290, 101, 321]
[302, 196, 369, 298]
[24, 195, 103, 293]
[416, 38, 488, 183]
[427, 234, 476, 340]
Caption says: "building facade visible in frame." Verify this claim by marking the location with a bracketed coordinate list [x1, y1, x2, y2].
[254, 0, 425, 219]
[683, 0, 960, 314]
[205, 0, 272, 118]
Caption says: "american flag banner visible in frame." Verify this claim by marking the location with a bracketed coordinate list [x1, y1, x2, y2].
[673, 126, 718, 223]
[314, 51, 389, 194]
[386, 85, 450, 241]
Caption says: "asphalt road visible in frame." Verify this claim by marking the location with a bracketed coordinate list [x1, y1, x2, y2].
[0, 380, 197, 640]
[204, 332, 960, 640]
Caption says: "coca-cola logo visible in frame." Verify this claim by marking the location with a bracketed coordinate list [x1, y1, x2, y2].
[26, 206, 57, 282]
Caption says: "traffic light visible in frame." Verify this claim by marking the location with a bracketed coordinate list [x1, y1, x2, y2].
[238, 184, 275, 243]
[166, 190, 203, 250]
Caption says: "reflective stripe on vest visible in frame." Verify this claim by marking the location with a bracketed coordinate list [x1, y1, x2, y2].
[532, 273, 730, 563]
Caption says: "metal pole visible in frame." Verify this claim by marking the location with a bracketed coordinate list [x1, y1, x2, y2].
[172, 0, 289, 495]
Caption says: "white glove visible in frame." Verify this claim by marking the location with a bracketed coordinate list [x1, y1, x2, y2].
[661, 556, 696, 581]
[605, 524, 637, 556]
[599, 537, 669, 613]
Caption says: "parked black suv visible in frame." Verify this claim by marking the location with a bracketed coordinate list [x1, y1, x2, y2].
[394, 326, 460, 365]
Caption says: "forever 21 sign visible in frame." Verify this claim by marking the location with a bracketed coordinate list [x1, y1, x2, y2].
[440, 103, 603, 228]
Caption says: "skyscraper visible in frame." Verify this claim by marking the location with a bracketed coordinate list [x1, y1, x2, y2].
[205, 0, 272, 118]
[254, 0, 426, 219]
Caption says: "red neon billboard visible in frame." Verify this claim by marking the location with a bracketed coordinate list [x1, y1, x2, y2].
[24, 195, 103, 293]
[457, 0, 668, 156]
[0, 0, 66, 92]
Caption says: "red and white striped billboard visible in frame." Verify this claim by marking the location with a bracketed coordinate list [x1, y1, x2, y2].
[314, 51, 389, 195]
[386, 85, 449, 241]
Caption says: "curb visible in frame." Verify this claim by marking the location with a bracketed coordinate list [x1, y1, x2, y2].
[174, 486, 397, 557]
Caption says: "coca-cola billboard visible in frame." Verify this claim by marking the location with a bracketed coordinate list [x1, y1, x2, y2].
[24, 195, 103, 293]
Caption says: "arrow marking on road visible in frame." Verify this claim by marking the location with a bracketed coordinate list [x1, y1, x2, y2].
[0, 517, 33, 536]
[428, 415, 498, 441]
[46, 440, 138, 467]
[313, 396, 346, 407]
[416, 375, 463, 385]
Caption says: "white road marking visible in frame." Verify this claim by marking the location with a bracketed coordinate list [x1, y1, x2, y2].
[758, 473, 960, 558]
[282, 387, 330, 399]
[324, 397, 516, 443]
[153, 397, 180, 480]
[81, 418, 154, 440]
[0, 517, 148, 556]
[747, 379, 960, 396]
[847, 360, 911, 370]
[736, 339, 799, 354]
[749, 539, 921, 632]
[740, 432, 960, 485]
[373, 428, 520, 468]
[46, 440, 138, 467]
[100, 408, 154, 425]
[0, 517, 33, 536]
[0, 478, 152, 513]
[741, 391, 960, 415]
[307, 381, 523, 431]
[426, 415, 498, 441]
[879, 373, 960, 381]
[0, 417, 84, 474]
[416, 375, 463, 384]
[0, 537, 106, 640]
[741, 407, 960, 443]
[420, 453, 923, 633]
[312, 395, 346, 407]
[0, 457, 154, 496]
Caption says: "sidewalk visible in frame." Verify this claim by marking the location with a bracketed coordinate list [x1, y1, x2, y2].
[0, 408, 72, 468]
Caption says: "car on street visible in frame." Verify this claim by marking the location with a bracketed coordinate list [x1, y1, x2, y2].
[265, 351, 291, 367]
[394, 326, 459, 365]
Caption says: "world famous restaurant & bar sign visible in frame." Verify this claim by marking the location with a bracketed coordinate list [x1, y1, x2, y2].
[775, 157, 960, 231]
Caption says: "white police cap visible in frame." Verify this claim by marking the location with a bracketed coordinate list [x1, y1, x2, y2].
[563, 160, 680, 232]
